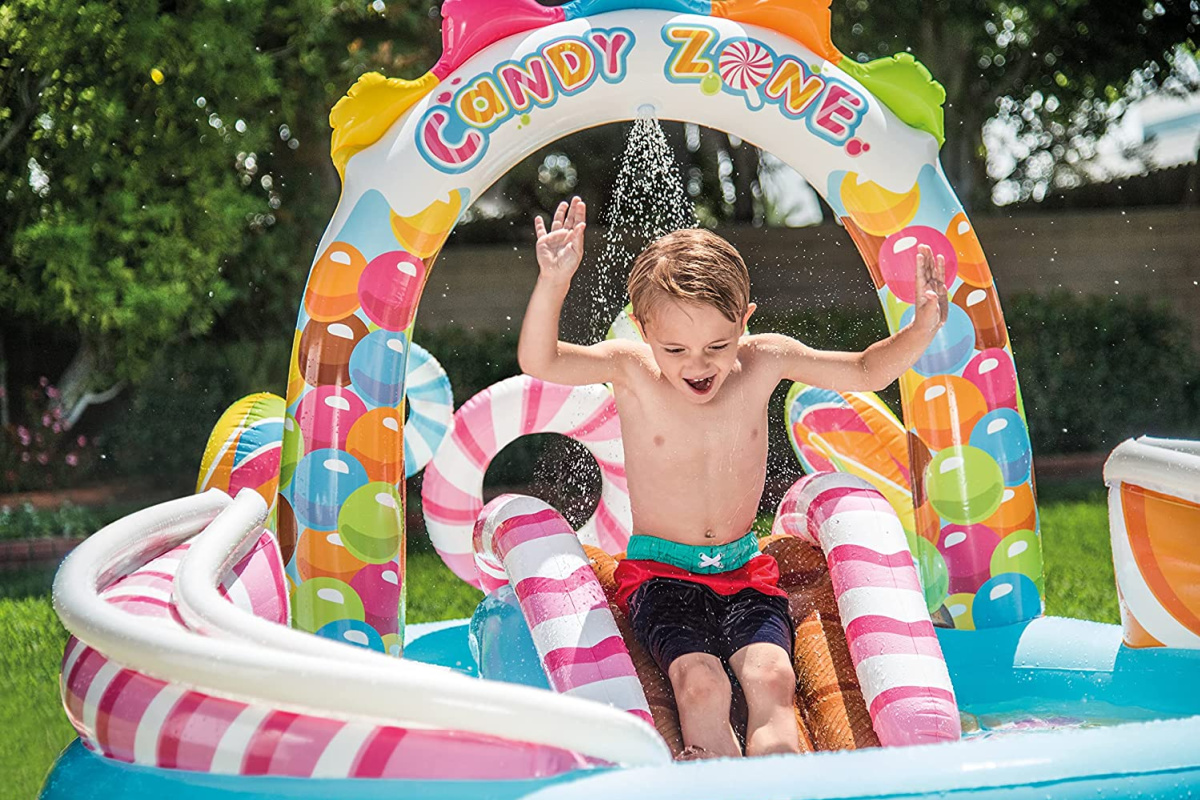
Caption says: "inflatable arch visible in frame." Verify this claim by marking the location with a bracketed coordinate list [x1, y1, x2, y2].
[283, 0, 1041, 650]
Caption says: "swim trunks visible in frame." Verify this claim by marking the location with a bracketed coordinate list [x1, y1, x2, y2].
[613, 532, 793, 672]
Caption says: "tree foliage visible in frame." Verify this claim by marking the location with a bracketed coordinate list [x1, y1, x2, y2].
[0, 0, 437, 395]
[832, 0, 1200, 207]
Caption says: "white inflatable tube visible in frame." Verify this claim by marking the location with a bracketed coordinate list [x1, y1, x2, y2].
[55, 491, 670, 767]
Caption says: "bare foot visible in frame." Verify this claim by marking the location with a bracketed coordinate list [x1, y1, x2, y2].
[675, 745, 723, 762]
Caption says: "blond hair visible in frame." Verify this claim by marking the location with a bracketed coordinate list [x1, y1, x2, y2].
[627, 229, 750, 324]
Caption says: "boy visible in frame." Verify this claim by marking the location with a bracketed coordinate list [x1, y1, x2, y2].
[518, 196, 947, 760]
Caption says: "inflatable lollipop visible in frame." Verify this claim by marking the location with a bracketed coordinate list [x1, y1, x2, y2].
[718, 40, 774, 110]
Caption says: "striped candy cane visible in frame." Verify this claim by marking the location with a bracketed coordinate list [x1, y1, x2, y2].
[474, 494, 653, 727]
[773, 472, 961, 746]
[403, 342, 454, 478]
[423, 375, 631, 588]
[60, 531, 590, 779]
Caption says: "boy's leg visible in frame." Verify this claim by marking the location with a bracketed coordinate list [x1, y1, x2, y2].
[728, 642, 803, 757]
[723, 589, 802, 757]
[667, 653, 742, 758]
[626, 578, 741, 758]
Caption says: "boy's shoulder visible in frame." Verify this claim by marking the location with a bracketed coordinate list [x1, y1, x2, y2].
[739, 332, 805, 357]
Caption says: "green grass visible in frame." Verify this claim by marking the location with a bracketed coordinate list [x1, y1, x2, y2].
[0, 496, 1119, 796]
[1, 595, 76, 800]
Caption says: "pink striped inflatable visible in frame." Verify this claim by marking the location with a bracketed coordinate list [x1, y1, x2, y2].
[773, 472, 961, 746]
[423, 375, 631, 588]
[60, 529, 590, 779]
[473, 494, 653, 726]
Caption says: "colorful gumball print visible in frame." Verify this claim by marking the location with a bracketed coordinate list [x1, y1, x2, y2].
[944, 213, 992, 288]
[338, 482, 404, 564]
[911, 535, 949, 612]
[350, 562, 402, 633]
[945, 591, 976, 630]
[972, 572, 1041, 628]
[279, 416, 304, 490]
[878, 226, 958, 303]
[358, 251, 426, 331]
[925, 445, 1005, 526]
[276, 495, 298, 567]
[970, 408, 1032, 486]
[901, 303, 975, 377]
[294, 385, 368, 453]
[952, 282, 1008, 351]
[982, 482, 1038, 538]
[305, 242, 368, 322]
[298, 315, 370, 387]
[990, 529, 1043, 588]
[290, 449, 369, 531]
[908, 375, 988, 451]
[841, 216, 886, 289]
[315, 618, 386, 652]
[346, 407, 406, 485]
[349, 329, 409, 407]
[838, 173, 920, 237]
[296, 527, 369, 583]
[389, 189, 465, 259]
[963, 349, 1018, 411]
[292, 576, 365, 631]
[938, 523, 1001, 596]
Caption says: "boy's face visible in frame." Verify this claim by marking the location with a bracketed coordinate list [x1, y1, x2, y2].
[634, 299, 754, 404]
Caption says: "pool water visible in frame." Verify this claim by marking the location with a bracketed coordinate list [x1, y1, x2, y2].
[959, 698, 1193, 741]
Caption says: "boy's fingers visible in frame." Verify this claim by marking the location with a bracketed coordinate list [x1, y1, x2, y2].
[534, 216, 547, 238]
[551, 201, 567, 230]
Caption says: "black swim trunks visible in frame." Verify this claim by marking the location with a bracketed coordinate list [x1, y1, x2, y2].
[626, 577, 794, 673]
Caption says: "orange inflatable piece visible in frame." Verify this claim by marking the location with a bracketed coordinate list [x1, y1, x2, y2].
[712, 0, 842, 64]
[1121, 484, 1200, 638]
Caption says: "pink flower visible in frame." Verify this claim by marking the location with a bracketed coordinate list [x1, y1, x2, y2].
[65, 453, 79, 467]
[52, 422, 62, 433]
[46, 386, 59, 399]
[36, 453, 49, 465]
[38, 376, 49, 388]
[0, 387, 6, 398]
[20, 452, 30, 463]
[41, 414, 52, 427]
[52, 406, 63, 420]
[77, 435, 88, 447]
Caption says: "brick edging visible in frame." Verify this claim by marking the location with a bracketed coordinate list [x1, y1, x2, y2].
[0, 537, 86, 571]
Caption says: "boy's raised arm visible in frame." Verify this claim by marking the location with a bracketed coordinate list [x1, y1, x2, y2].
[760, 244, 948, 391]
[518, 196, 631, 386]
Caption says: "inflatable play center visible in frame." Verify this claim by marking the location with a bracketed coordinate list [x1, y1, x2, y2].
[43, 1, 1200, 798]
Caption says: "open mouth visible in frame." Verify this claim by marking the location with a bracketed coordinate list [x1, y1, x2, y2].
[683, 375, 715, 395]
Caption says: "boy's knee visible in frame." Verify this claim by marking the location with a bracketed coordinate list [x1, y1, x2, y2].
[741, 652, 797, 703]
[669, 656, 731, 708]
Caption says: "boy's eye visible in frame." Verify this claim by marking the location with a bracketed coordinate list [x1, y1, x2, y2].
[664, 348, 685, 355]
[709, 344, 728, 351]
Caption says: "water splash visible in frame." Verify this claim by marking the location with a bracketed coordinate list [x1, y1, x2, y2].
[534, 116, 697, 521]
[587, 116, 698, 342]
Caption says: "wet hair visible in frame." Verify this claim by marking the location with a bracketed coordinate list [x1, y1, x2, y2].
[627, 228, 750, 325]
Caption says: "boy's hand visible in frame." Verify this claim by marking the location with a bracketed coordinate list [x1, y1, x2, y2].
[534, 196, 587, 288]
[914, 243, 948, 333]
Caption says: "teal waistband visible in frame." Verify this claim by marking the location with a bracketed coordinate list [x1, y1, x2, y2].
[624, 531, 759, 575]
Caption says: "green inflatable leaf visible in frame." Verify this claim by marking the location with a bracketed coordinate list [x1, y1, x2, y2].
[839, 52, 947, 148]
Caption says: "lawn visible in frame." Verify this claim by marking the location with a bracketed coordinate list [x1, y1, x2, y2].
[1, 495, 1117, 798]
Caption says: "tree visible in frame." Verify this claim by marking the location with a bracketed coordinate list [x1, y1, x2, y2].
[832, 0, 1200, 208]
[0, 0, 438, 426]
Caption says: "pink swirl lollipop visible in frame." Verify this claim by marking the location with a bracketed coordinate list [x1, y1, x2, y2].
[719, 40, 774, 110]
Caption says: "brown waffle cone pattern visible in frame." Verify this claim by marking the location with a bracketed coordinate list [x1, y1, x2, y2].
[761, 536, 881, 750]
